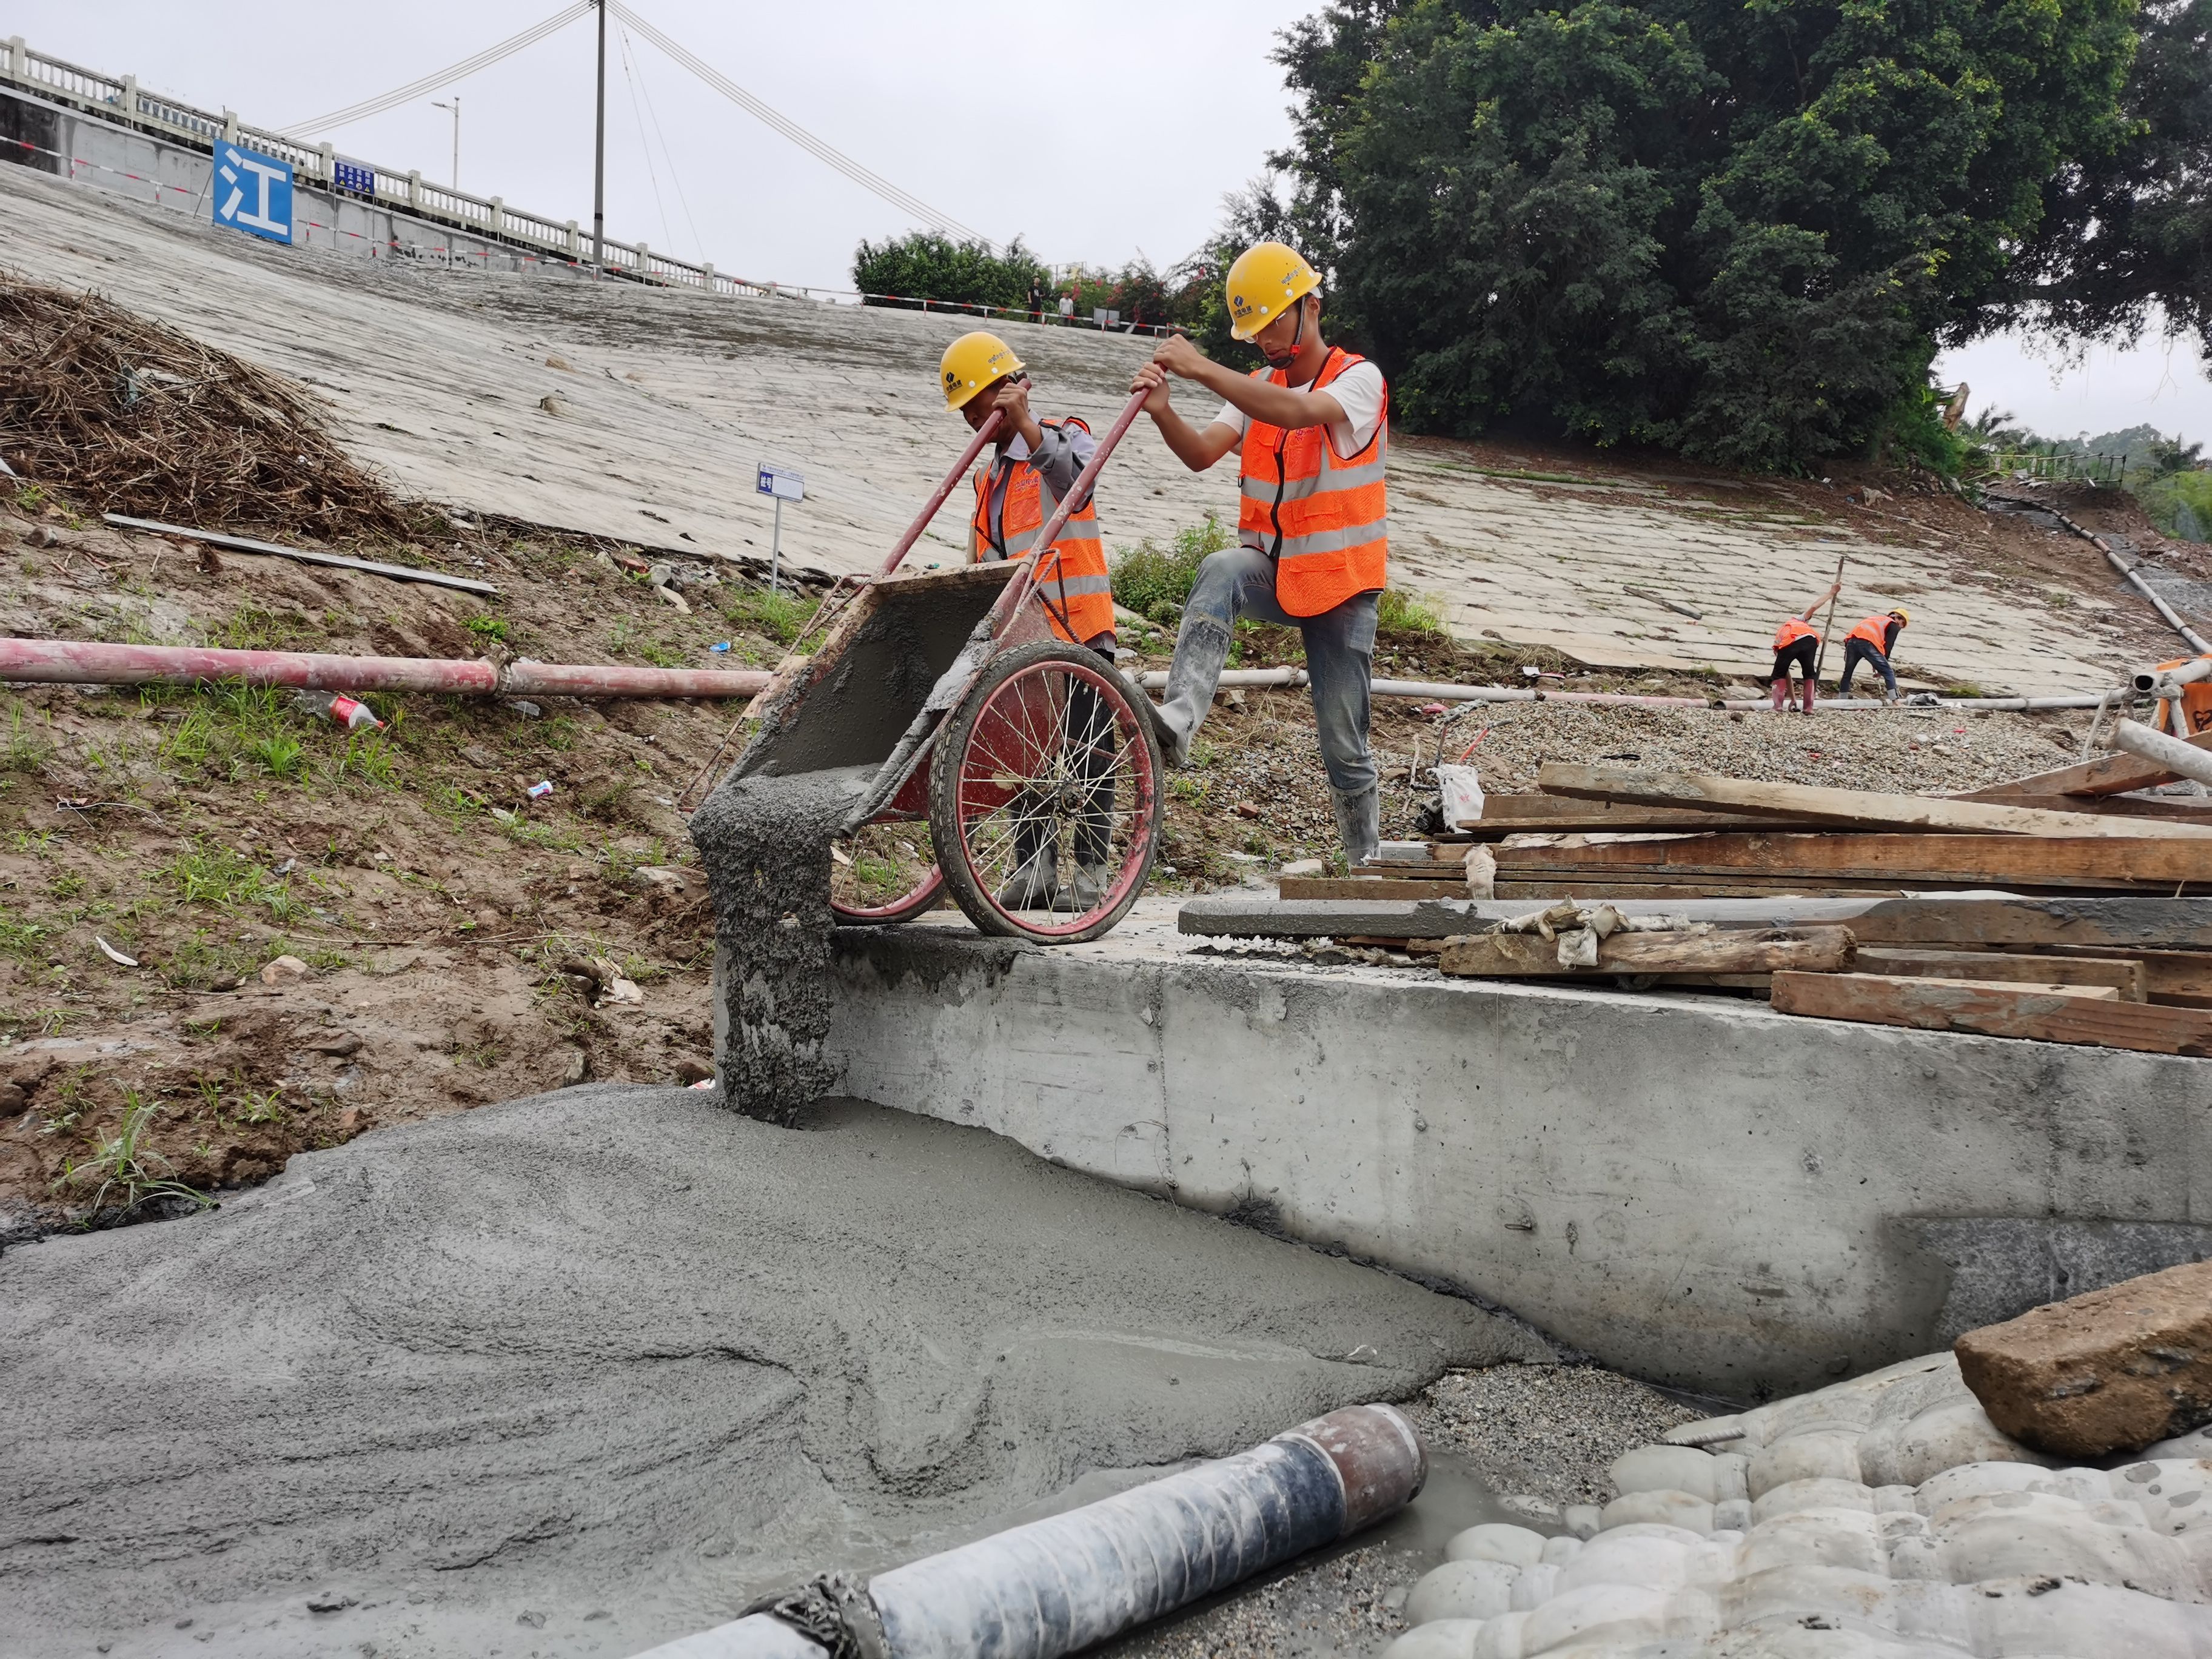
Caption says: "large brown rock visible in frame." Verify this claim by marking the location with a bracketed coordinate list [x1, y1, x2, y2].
[1955, 1259, 2212, 1459]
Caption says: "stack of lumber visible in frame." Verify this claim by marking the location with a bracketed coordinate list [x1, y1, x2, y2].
[1263, 742, 2212, 1055]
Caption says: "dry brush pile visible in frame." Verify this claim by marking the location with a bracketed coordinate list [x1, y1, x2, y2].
[0, 271, 407, 540]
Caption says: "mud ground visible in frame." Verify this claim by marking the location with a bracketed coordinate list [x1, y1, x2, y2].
[0, 1087, 1549, 1658]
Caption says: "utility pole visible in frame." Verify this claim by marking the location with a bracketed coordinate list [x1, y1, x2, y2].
[591, 0, 607, 270]
[432, 96, 460, 189]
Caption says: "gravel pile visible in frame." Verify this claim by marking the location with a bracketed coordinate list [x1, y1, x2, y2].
[1408, 1362, 1704, 1507]
[1102, 1541, 1415, 1659]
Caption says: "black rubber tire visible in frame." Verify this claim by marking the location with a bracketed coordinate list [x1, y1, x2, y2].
[927, 640, 1164, 944]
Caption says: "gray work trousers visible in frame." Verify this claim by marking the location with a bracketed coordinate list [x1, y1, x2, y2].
[1164, 546, 1378, 794]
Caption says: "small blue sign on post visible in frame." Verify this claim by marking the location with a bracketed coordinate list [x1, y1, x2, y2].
[757, 464, 805, 587]
[333, 158, 375, 196]
[213, 142, 293, 244]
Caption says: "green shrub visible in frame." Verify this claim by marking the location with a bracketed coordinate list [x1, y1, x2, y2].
[1110, 518, 1233, 623]
[853, 232, 1049, 312]
[1377, 587, 1443, 633]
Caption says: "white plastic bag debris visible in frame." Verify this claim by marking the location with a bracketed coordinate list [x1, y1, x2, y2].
[1436, 763, 1485, 828]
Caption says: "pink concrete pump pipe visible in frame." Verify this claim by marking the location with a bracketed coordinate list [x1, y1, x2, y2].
[0, 638, 769, 700]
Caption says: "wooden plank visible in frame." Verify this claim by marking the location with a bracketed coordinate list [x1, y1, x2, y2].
[1498, 879, 1909, 900]
[1439, 925, 1854, 979]
[1535, 763, 2212, 840]
[1770, 971, 2212, 1055]
[1177, 893, 2212, 951]
[1965, 791, 2212, 825]
[1281, 878, 1463, 901]
[1490, 832, 2212, 886]
[1461, 797, 1820, 837]
[102, 513, 501, 597]
[1852, 948, 2147, 1001]
[1960, 729, 2212, 799]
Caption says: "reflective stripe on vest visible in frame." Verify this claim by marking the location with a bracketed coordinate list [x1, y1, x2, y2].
[971, 421, 1114, 644]
[1845, 614, 1894, 651]
[1774, 618, 1818, 649]
[1235, 347, 1389, 620]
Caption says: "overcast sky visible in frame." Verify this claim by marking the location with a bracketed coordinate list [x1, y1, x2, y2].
[21, 0, 2212, 444]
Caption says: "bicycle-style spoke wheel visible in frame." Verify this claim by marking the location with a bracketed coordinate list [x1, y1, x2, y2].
[927, 640, 1162, 943]
[828, 821, 942, 923]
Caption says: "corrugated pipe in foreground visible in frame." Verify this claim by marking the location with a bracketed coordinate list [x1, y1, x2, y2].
[0, 638, 770, 700]
[1138, 665, 2113, 713]
[640, 1403, 1426, 1659]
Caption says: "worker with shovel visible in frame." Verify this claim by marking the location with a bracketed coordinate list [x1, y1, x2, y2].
[940, 330, 1119, 911]
[1838, 608, 1911, 702]
[1127, 243, 1389, 867]
[1770, 580, 1842, 713]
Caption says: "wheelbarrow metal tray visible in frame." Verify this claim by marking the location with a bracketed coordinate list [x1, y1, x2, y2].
[739, 562, 1030, 783]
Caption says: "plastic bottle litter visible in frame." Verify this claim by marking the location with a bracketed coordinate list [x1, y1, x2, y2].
[526, 780, 554, 800]
[293, 690, 385, 732]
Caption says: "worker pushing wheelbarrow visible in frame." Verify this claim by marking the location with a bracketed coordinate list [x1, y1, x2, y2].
[720, 343, 1164, 947]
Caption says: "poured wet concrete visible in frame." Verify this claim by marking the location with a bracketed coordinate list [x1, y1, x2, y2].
[0, 1087, 1546, 1657]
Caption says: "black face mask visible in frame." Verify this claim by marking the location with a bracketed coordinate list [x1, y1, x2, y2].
[1262, 304, 1305, 371]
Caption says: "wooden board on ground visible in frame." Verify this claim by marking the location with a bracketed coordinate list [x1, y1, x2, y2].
[1282, 877, 1467, 900]
[1770, 971, 2212, 1055]
[1438, 925, 1854, 979]
[1497, 880, 1911, 900]
[1458, 797, 1822, 837]
[2025, 946, 2212, 1007]
[1963, 791, 2212, 825]
[1960, 729, 2212, 800]
[1852, 947, 2147, 1001]
[1491, 831, 2212, 892]
[1536, 763, 2212, 839]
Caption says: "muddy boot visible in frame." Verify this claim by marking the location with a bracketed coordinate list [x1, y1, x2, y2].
[995, 807, 1059, 910]
[1054, 861, 1114, 913]
[1332, 784, 1381, 871]
[1151, 616, 1232, 768]
[1769, 679, 1788, 712]
[1799, 677, 1817, 715]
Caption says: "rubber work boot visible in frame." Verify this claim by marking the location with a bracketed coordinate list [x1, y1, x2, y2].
[1053, 861, 1114, 913]
[1799, 677, 1816, 715]
[1150, 616, 1232, 768]
[1332, 784, 1382, 871]
[1769, 679, 1788, 713]
[995, 831, 1059, 911]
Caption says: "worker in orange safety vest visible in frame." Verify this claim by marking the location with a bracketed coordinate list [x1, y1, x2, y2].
[1769, 580, 1842, 714]
[1127, 242, 1390, 867]
[940, 330, 1119, 912]
[1838, 608, 1911, 701]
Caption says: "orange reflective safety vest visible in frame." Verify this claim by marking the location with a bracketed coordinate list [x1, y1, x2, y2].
[1773, 617, 1819, 649]
[2153, 655, 2212, 736]
[1236, 347, 1389, 618]
[970, 418, 1114, 645]
[1845, 614, 1900, 653]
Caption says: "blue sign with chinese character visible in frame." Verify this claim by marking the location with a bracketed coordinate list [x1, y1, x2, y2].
[757, 464, 805, 503]
[333, 158, 375, 196]
[212, 142, 293, 243]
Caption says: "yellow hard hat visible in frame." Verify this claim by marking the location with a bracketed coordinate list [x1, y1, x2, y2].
[939, 331, 1024, 410]
[1225, 241, 1320, 342]
[1889, 607, 1911, 625]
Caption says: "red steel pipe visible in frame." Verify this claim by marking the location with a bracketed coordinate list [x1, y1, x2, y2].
[0, 638, 768, 699]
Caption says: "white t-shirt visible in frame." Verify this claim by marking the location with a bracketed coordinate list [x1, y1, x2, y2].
[1213, 358, 1386, 457]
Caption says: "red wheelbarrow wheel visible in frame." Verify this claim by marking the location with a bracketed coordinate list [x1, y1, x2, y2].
[928, 640, 1164, 944]
[828, 824, 943, 923]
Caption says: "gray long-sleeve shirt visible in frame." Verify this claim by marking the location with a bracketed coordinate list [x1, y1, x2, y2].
[980, 419, 1096, 555]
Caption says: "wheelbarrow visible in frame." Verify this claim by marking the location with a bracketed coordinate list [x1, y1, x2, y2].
[727, 389, 1164, 945]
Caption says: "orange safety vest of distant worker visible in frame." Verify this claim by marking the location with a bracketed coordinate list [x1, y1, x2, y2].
[1236, 346, 1389, 618]
[1774, 617, 1820, 649]
[2154, 655, 2212, 736]
[970, 419, 1115, 645]
[1846, 614, 1900, 651]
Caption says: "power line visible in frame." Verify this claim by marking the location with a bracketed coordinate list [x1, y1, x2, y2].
[615, 24, 676, 256]
[625, 21, 707, 264]
[608, 1, 993, 249]
[279, 1, 594, 138]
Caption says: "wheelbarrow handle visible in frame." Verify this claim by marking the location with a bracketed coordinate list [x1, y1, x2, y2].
[879, 409, 1005, 577]
[988, 386, 1153, 637]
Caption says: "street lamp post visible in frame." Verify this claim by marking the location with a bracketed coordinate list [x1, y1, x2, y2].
[431, 96, 460, 189]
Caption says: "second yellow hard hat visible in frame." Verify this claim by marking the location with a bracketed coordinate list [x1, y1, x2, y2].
[1225, 242, 1320, 341]
[940, 331, 1024, 410]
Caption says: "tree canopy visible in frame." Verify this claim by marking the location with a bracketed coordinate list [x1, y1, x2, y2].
[1272, 0, 2160, 469]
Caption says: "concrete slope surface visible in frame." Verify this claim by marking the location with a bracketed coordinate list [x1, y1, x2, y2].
[0, 1088, 1544, 1658]
[2, 163, 2138, 692]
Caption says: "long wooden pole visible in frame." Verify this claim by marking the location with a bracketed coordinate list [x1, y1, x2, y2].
[1812, 552, 1846, 685]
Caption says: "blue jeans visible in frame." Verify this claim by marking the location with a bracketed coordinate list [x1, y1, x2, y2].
[1164, 546, 1378, 794]
[1838, 638, 1897, 695]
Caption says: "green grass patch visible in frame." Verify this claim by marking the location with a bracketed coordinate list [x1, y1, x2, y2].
[1110, 517, 1232, 624]
[720, 583, 814, 646]
[1377, 587, 1444, 634]
[59, 1089, 210, 1215]
[466, 614, 511, 645]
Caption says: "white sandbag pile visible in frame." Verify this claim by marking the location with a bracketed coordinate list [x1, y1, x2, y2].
[1386, 1351, 2212, 1657]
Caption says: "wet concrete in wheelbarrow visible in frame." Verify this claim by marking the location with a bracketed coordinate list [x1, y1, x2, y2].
[0, 1086, 1548, 1658]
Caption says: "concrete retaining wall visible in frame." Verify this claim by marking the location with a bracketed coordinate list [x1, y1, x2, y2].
[0, 83, 554, 273]
[796, 928, 2212, 1400]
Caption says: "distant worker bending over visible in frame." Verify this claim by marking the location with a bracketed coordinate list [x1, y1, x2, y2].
[1127, 242, 1389, 868]
[1838, 607, 1911, 702]
[940, 330, 1118, 911]
[1769, 580, 1841, 713]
